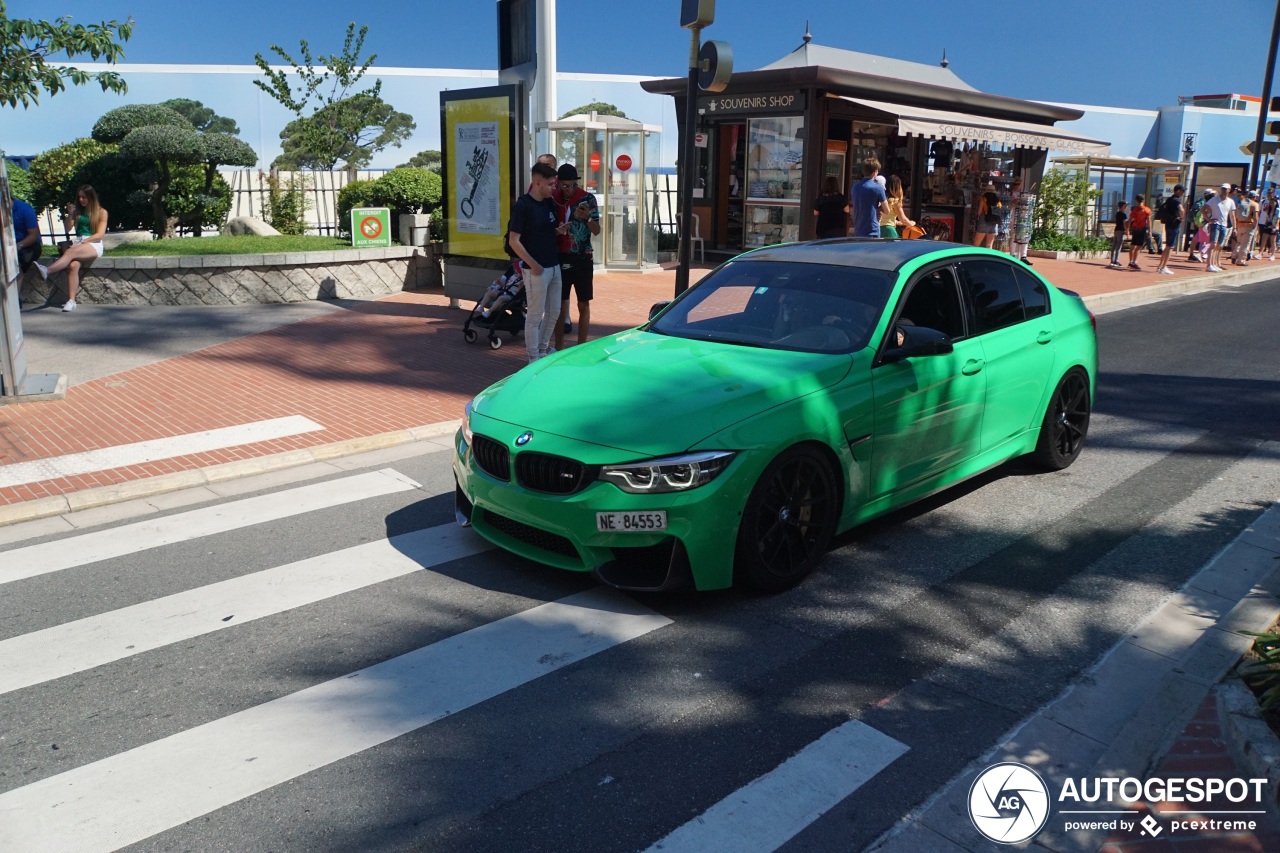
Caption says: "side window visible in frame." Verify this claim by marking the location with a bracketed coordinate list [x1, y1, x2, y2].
[1013, 267, 1050, 319]
[962, 260, 1026, 333]
[898, 267, 966, 340]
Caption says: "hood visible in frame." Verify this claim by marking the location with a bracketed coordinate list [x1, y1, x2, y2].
[473, 329, 852, 456]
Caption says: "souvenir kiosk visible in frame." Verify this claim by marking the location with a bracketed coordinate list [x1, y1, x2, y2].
[539, 112, 662, 270]
[642, 35, 1110, 256]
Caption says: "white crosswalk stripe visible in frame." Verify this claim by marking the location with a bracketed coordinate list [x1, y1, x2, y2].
[0, 588, 672, 853]
[0, 467, 422, 585]
[0, 521, 491, 696]
[645, 720, 909, 853]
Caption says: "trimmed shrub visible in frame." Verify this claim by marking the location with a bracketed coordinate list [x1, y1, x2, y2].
[165, 167, 233, 232]
[27, 137, 114, 212]
[372, 167, 442, 214]
[93, 104, 192, 144]
[71, 150, 153, 231]
[336, 178, 378, 237]
[6, 162, 33, 204]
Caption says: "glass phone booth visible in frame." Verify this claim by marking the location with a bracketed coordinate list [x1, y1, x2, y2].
[541, 112, 661, 270]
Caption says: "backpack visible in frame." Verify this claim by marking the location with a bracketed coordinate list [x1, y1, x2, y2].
[982, 193, 1002, 224]
[1160, 196, 1181, 225]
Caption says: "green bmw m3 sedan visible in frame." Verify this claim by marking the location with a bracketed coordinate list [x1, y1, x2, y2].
[454, 240, 1097, 593]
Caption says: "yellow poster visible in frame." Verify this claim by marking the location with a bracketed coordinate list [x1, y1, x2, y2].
[443, 90, 517, 261]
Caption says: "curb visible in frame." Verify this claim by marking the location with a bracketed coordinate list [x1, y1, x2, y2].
[1219, 678, 1280, 822]
[0, 420, 460, 528]
[1078, 263, 1278, 310]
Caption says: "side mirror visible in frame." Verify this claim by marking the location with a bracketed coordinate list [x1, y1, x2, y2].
[881, 325, 954, 363]
[648, 301, 672, 320]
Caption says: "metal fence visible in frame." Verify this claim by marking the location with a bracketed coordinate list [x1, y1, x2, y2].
[32, 169, 683, 243]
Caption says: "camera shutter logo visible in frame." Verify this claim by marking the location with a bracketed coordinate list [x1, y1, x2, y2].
[968, 762, 1050, 844]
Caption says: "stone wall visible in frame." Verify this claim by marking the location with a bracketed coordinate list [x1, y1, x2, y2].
[19, 246, 442, 306]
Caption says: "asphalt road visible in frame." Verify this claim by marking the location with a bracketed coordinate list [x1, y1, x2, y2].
[1, 278, 1279, 853]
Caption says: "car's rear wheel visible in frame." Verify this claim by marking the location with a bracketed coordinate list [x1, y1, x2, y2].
[734, 446, 837, 592]
[1033, 368, 1091, 470]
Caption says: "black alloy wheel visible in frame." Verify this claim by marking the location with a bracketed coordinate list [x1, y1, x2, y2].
[1033, 368, 1091, 470]
[734, 446, 838, 592]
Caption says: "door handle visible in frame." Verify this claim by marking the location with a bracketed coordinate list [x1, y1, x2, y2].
[1036, 330, 1055, 344]
[962, 358, 985, 375]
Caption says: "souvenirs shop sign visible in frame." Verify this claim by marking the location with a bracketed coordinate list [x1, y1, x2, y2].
[700, 93, 807, 115]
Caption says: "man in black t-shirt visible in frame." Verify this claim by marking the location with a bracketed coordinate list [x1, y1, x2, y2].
[507, 161, 563, 362]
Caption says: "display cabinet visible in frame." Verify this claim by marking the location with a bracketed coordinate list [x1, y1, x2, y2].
[744, 116, 803, 247]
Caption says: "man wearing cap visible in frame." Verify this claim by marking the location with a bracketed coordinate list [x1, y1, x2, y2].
[1155, 185, 1185, 275]
[1232, 188, 1259, 266]
[552, 163, 600, 350]
[1202, 184, 1236, 273]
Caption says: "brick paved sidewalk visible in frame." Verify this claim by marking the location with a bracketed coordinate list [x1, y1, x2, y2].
[1097, 695, 1280, 853]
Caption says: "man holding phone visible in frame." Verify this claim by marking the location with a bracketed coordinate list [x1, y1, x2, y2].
[553, 163, 600, 350]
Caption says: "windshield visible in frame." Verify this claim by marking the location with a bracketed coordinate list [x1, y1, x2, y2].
[649, 260, 893, 354]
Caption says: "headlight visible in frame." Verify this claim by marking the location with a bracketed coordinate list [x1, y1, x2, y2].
[599, 451, 736, 494]
[461, 401, 474, 445]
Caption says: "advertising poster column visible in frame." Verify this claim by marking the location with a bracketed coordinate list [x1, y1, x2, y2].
[440, 85, 523, 304]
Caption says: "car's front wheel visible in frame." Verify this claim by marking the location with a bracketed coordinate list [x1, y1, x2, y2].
[734, 446, 838, 592]
[1032, 368, 1091, 470]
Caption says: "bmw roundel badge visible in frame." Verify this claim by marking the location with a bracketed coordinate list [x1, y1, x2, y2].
[515, 431, 533, 447]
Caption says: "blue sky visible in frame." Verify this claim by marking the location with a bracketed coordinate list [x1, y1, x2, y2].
[7, 0, 1277, 109]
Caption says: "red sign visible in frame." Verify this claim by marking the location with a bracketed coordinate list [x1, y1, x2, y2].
[359, 216, 383, 239]
[615, 154, 633, 172]
[589, 152, 602, 171]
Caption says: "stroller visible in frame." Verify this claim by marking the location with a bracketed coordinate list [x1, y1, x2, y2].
[463, 262, 527, 350]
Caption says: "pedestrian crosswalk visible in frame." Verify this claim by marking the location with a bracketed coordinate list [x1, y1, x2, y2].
[0, 465, 910, 853]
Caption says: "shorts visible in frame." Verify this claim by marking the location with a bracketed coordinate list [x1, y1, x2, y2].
[1208, 223, 1228, 246]
[1260, 223, 1276, 235]
[1130, 228, 1149, 247]
[1163, 222, 1180, 244]
[559, 254, 594, 301]
[975, 220, 998, 235]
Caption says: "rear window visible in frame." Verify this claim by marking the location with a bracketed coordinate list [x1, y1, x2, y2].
[648, 260, 893, 354]
[1014, 267, 1050, 319]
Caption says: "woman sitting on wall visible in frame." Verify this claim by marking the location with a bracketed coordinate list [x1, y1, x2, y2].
[34, 184, 108, 312]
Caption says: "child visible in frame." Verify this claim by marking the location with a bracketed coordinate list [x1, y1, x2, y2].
[473, 260, 525, 319]
[1108, 201, 1128, 269]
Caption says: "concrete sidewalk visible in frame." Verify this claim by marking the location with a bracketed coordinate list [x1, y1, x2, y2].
[2, 248, 1279, 852]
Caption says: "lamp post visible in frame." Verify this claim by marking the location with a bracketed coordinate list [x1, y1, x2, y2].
[1250, 0, 1280, 189]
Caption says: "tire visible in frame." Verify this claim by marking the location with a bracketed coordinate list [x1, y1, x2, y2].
[489, 336, 503, 350]
[1032, 368, 1091, 470]
[464, 329, 478, 344]
[733, 446, 838, 593]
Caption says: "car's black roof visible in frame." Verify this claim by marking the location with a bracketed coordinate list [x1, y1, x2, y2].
[733, 238, 972, 272]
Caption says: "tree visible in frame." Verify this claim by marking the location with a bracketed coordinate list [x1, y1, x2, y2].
[398, 149, 441, 173]
[118, 125, 204, 239]
[255, 23, 413, 170]
[27, 137, 113, 212]
[92, 103, 192, 143]
[559, 102, 627, 119]
[0, 3, 134, 108]
[162, 98, 239, 134]
[189, 132, 256, 236]
[272, 93, 414, 170]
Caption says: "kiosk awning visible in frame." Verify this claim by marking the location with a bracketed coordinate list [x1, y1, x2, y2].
[840, 97, 1111, 156]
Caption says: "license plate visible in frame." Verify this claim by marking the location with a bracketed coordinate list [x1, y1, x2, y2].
[596, 511, 667, 532]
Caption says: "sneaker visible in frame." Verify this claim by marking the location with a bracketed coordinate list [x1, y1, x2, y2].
[1128, 262, 1140, 269]
[481, 308, 491, 318]
[62, 299, 76, 312]
[1207, 265, 1222, 272]
[1270, 254, 1276, 261]
[1157, 268, 1175, 275]
[1189, 253, 1202, 262]
[1107, 262, 1121, 269]
[1020, 257, 1033, 266]
[564, 321, 573, 333]
[34, 263, 48, 281]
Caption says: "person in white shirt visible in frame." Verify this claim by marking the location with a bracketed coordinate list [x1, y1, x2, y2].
[1259, 187, 1278, 261]
[1203, 184, 1236, 273]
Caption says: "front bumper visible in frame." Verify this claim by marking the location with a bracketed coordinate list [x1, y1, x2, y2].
[453, 424, 756, 591]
